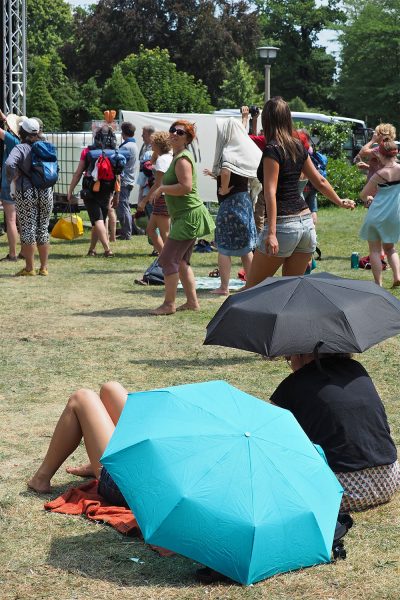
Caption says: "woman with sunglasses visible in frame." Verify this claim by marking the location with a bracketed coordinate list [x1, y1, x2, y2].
[148, 120, 215, 315]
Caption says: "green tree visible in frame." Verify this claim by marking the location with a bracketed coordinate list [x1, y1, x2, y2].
[61, 1, 260, 103]
[288, 97, 309, 112]
[101, 67, 139, 112]
[125, 73, 149, 112]
[27, 65, 61, 130]
[256, 0, 344, 110]
[27, 0, 73, 56]
[217, 59, 262, 109]
[337, 1, 400, 131]
[120, 47, 213, 113]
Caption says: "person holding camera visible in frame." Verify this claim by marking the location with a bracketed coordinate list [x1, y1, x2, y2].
[241, 106, 267, 232]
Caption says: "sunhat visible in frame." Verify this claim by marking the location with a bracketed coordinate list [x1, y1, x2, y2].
[6, 114, 25, 137]
[20, 118, 40, 135]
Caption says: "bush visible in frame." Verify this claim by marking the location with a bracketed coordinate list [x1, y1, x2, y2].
[310, 122, 351, 159]
[320, 158, 366, 204]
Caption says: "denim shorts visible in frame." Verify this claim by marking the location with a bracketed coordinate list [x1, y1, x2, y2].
[257, 213, 316, 258]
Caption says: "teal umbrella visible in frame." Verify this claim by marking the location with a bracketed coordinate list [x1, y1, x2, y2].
[101, 381, 342, 585]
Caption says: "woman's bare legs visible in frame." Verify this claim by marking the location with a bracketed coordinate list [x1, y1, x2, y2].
[21, 243, 35, 272]
[211, 254, 231, 295]
[28, 382, 128, 492]
[3, 202, 19, 258]
[368, 240, 384, 286]
[244, 249, 285, 289]
[146, 214, 170, 254]
[108, 207, 117, 242]
[37, 243, 50, 271]
[382, 243, 400, 286]
[150, 272, 179, 315]
[93, 220, 111, 252]
[282, 252, 312, 276]
[177, 260, 200, 311]
[66, 381, 128, 478]
[240, 251, 253, 277]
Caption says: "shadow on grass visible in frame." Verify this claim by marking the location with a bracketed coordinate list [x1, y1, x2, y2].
[74, 307, 150, 317]
[46, 530, 204, 588]
[84, 269, 138, 275]
[130, 356, 255, 368]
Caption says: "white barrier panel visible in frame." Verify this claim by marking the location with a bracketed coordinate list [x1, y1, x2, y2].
[48, 112, 244, 203]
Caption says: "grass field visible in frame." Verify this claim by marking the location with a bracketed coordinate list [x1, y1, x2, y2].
[0, 206, 399, 600]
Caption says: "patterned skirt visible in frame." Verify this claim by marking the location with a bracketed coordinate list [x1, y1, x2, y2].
[152, 194, 169, 217]
[336, 461, 400, 512]
[215, 191, 257, 257]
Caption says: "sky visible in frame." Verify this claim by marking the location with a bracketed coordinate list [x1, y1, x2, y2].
[67, 1, 341, 56]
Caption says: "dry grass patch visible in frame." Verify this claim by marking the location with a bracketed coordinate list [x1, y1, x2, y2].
[0, 206, 399, 599]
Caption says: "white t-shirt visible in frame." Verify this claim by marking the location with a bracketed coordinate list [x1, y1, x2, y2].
[154, 152, 173, 174]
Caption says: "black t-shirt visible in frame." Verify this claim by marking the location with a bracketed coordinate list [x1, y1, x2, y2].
[217, 172, 248, 204]
[270, 357, 397, 473]
[257, 140, 309, 215]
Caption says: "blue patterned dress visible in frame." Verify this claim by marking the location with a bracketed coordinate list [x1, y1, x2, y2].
[215, 173, 257, 256]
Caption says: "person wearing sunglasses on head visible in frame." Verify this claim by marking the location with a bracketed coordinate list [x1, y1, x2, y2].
[148, 120, 215, 315]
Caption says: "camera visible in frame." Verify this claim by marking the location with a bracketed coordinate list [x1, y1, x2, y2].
[249, 105, 260, 117]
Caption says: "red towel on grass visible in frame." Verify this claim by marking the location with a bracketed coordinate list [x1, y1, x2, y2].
[44, 479, 174, 557]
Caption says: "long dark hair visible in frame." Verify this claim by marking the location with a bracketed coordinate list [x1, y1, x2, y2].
[262, 96, 302, 162]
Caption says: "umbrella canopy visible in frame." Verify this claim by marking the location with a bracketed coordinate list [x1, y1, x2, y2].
[204, 272, 400, 357]
[101, 380, 342, 585]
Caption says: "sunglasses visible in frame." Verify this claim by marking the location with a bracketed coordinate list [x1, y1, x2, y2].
[169, 126, 186, 136]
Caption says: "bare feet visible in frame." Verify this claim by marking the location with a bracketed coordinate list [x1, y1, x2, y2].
[66, 463, 94, 478]
[149, 303, 176, 316]
[176, 302, 200, 312]
[27, 473, 51, 494]
[210, 288, 229, 296]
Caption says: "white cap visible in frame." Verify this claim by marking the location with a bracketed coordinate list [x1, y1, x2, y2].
[20, 118, 40, 134]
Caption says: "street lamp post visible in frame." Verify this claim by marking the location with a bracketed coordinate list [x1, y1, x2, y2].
[257, 46, 279, 103]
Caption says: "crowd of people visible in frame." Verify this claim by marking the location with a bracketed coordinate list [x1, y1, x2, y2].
[1, 96, 399, 585]
[1, 98, 399, 292]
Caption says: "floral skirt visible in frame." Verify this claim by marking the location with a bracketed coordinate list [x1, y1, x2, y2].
[215, 191, 257, 257]
[336, 461, 400, 512]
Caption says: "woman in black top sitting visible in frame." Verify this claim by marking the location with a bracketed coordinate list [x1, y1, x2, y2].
[245, 97, 355, 288]
[271, 353, 400, 512]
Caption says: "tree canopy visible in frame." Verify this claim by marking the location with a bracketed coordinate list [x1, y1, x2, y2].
[337, 0, 400, 130]
[120, 47, 213, 113]
[22, 0, 397, 131]
[256, 0, 345, 110]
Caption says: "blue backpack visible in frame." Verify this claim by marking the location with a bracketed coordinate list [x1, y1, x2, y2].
[86, 148, 129, 177]
[30, 141, 59, 189]
[310, 151, 328, 178]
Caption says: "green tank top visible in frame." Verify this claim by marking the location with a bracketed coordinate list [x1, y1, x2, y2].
[163, 149, 215, 240]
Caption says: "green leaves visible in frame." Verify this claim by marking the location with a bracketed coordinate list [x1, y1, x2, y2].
[120, 47, 213, 113]
[337, 1, 400, 131]
[218, 59, 262, 109]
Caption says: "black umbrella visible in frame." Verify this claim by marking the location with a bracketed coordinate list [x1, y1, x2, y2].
[204, 273, 400, 357]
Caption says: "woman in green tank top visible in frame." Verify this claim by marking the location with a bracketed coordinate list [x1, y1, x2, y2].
[148, 120, 215, 316]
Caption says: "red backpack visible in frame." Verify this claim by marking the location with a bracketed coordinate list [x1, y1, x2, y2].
[95, 154, 114, 181]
